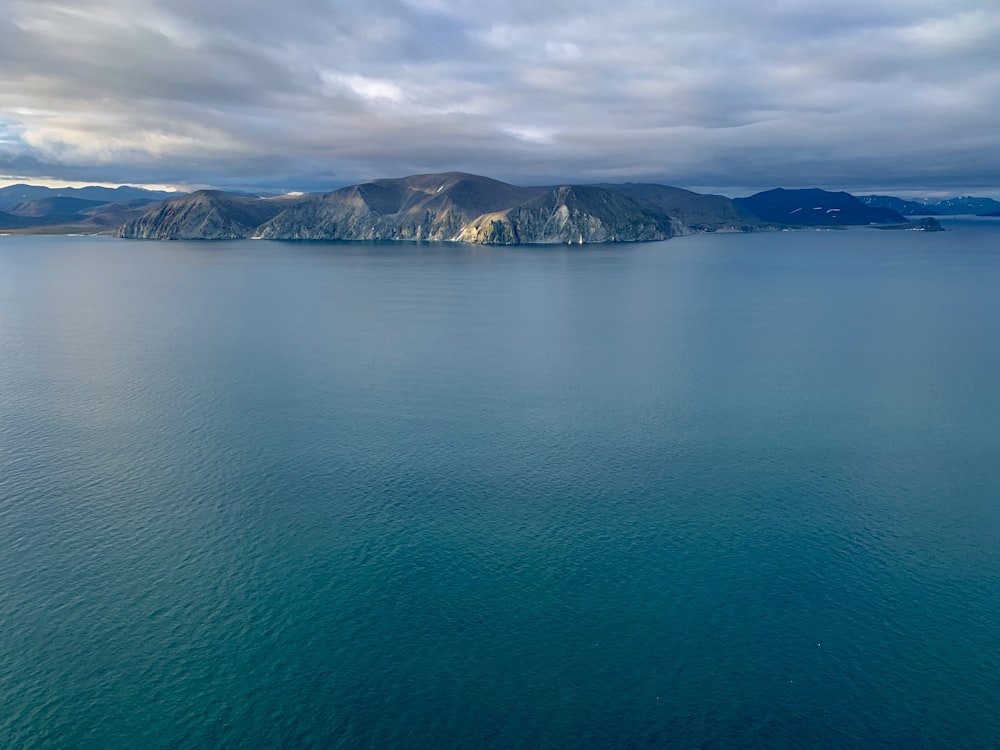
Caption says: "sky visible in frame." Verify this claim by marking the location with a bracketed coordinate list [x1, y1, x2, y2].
[1, 0, 998, 196]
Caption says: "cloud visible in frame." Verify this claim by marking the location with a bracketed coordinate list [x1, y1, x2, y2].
[0, 0, 997, 194]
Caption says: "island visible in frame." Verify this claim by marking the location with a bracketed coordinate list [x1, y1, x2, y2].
[874, 217, 945, 231]
[113, 174, 907, 244]
[2, 174, 981, 244]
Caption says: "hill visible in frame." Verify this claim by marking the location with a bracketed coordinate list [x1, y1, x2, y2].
[119, 191, 296, 240]
[255, 173, 546, 241]
[0, 184, 176, 212]
[859, 195, 941, 216]
[860, 194, 1000, 216]
[120, 173, 678, 244]
[600, 183, 763, 233]
[16, 173, 980, 243]
[120, 173, 774, 244]
[0, 210, 35, 230]
[874, 217, 945, 231]
[734, 189, 906, 226]
[456, 185, 672, 244]
[933, 196, 1000, 215]
[8, 196, 108, 218]
[0, 184, 177, 233]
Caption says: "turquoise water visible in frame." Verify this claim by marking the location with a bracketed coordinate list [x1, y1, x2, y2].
[1, 224, 999, 748]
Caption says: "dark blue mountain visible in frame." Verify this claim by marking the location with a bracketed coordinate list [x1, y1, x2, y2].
[933, 196, 1000, 215]
[735, 188, 906, 226]
[0, 184, 177, 212]
[859, 195, 941, 216]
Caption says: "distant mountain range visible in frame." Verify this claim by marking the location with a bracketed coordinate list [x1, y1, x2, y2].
[117, 173, 900, 243]
[5, 175, 997, 242]
[0, 184, 176, 232]
[120, 173, 690, 243]
[734, 189, 905, 226]
[934, 196, 1000, 215]
[859, 194, 1000, 216]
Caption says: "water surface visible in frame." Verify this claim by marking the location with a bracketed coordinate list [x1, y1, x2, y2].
[2, 223, 999, 748]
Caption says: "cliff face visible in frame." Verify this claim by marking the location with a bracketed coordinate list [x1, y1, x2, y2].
[255, 173, 544, 241]
[117, 191, 292, 239]
[117, 172, 909, 245]
[457, 186, 672, 244]
[18, 177, 997, 240]
[119, 173, 677, 244]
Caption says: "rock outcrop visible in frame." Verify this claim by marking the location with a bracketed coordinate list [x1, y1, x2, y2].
[457, 185, 672, 244]
[255, 173, 544, 241]
[118, 173, 678, 244]
[114, 173, 956, 244]
[118, 191, 293, 240]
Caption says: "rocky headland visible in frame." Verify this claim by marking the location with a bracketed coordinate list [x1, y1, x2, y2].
[6, 174, 986, 244]
[117, 172, 766, 244]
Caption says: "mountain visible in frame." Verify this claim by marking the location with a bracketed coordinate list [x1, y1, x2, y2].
[121, 172, 765, 243]
[932, 196, 1000, 215]
[76, 199, 165, 229]
[455, 185, 672, 244]
[0, 196, 107, 230]
[7, 177, 999, 240]
[600, 183, 763, 233]
[0, 184, 176, 212]
[0, 210, 35, 230]
[255, 173, 546, 241]
[861, 193, 1000, 216]
[860, 194, 1000, 216]
[735, 188, 906, 226]
[118, 190, 296, 240]
[0, 184, 179, 233]
[113, 174, 973, 244]
[874, 217, 945, 231]
[8, 196, 107, 217]
[121, 173, 676, 243]
[859, 195, 941, 216]
[0, 195, 161, 232]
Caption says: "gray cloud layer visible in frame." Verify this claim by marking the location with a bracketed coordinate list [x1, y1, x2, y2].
[2, 0, 998, 193]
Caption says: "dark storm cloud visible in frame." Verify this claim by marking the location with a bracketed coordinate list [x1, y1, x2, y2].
[1, 0, 998, 193]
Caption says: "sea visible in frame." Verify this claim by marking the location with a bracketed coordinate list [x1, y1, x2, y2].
[1, 220, 999, 748]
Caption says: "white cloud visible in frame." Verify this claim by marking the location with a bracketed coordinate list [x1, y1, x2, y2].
[322, 72, 408, 104]
[501, 125, 557, 144]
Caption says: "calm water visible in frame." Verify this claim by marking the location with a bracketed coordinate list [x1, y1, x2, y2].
[2, 223, 999, 748]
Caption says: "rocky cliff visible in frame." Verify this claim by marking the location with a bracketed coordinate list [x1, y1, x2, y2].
[118, 173, 682, 244]
[457, 185, 672, 244]
[118, 191, 294, 240]
[117, 172, 917, 244]
[255, 173, 545, 241]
